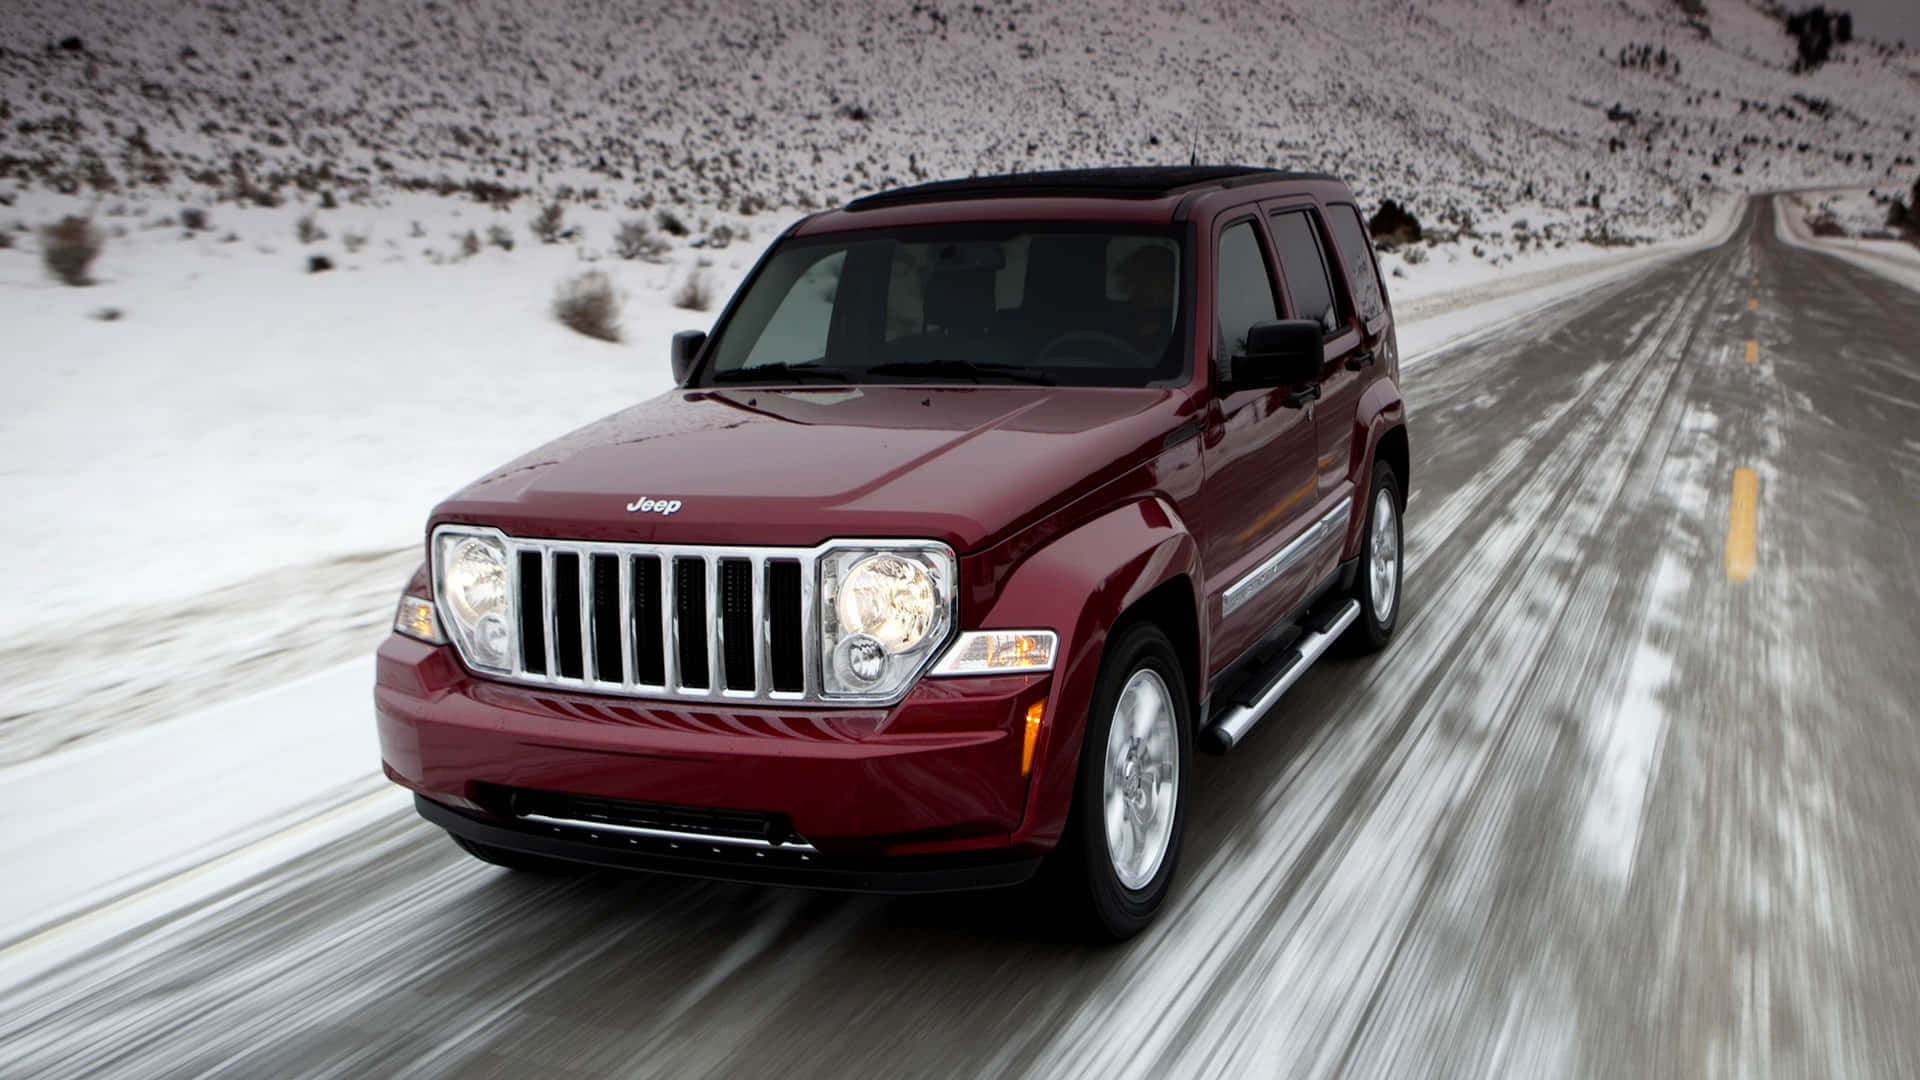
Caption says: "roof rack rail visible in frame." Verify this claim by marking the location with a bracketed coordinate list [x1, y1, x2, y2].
[845, 166, 1335, 212]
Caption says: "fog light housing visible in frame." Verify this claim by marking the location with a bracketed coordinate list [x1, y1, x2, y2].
[834, 634, 887, 687]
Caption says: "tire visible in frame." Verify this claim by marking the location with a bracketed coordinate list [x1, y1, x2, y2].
[1341, 460, 1404, 654]
[1046, 621, 1192, 941]
[451, 833, 585, 875]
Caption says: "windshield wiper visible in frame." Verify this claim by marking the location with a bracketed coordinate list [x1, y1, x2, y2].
[710, 363, 854, 384]
[864, 360, 1056, 386]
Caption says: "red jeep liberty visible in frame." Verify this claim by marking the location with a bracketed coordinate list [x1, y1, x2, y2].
[379, 166, 1410, 938]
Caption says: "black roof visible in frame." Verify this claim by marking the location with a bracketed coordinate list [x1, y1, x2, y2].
[844, 165, 1337, 212]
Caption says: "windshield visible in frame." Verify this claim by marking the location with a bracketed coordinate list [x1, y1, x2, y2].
[697, 223, 1187, 387]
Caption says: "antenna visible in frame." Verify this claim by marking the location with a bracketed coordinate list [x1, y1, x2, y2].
[1187, 125, 1203, 167]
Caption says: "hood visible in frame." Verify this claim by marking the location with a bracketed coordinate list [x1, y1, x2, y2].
[430, 385, 1192, 552]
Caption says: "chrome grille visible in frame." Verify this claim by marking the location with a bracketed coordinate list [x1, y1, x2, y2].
[504, 539, 816, 701]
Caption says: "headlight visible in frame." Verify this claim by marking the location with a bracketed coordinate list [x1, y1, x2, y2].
[434, 529, 514, 672]
[835, 553, 938, 651]
[819, 544, 954, 698]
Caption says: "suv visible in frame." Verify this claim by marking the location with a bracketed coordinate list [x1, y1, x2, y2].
[379, 166, 1409, 939]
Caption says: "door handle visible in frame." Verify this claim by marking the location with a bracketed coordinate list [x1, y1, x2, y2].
[1345, 350, 1376, 372]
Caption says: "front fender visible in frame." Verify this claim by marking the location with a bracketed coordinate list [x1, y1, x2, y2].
[965, 497, 1200, 849]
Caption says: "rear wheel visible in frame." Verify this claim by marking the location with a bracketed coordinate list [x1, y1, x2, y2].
[1048, 621, 1191, 941]
[1341, 460, 1404, 654]
[451, 833, 584, 875]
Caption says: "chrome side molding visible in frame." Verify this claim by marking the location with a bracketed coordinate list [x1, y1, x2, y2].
[1221, 497, 1352, 618]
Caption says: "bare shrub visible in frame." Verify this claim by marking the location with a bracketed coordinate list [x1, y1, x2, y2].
[92, 306, 124, 321]
[409, 220, 427, 239]
[487, 224, 515, 251]
[458, 229, 481, 258]
[307, 254, 335, 273]
[655, 208, 689, 237]
[342, 231, 368, 253]
[1367, 200, 1422, 249]
[554, 271, 622, 342]
[40, 216, 102, 285]
[531, 202, 565, 244]
[674, 270, 712, 312]
[613, 218, 669, 260]
[1401, 245, 1428, 265]
[295, 214, 326, 244]
[0, 230, 12, 250]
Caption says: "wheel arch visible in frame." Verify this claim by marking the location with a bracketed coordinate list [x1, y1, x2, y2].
[1374, 424, 1410, 507]
[1113, 575, 1201, 733]
[969, 496, 1201, 850]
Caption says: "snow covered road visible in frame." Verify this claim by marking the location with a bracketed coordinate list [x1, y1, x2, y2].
[4, 198, 1919, 1077]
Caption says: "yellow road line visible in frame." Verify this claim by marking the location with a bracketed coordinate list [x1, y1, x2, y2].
[1745, 339, 1758, 365]
[1726, 468, 1759, 584]
[1748, 297, 1759, 310]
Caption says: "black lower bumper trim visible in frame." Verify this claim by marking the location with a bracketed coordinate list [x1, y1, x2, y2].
[416, 795, 1044, 895]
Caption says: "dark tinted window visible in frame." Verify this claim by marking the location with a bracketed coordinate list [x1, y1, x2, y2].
[1214, 220, 1276, 357]
[1326, 204, 1386, 325]
[1269, 210, 1345, 336]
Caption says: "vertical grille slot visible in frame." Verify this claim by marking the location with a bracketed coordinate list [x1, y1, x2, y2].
[720, 559, 755, 691]
[767, 560, 804, 693]
[552, 552, 586, 680]
[517, 550, 547, 676]
[674, 557, 710, 689]
[631, 555, 665, 686]
[590, 554, 623, 682]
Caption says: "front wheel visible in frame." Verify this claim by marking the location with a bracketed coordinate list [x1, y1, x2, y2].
[1341, 460, 1404, 654]
[1048, 621, 1192, 941]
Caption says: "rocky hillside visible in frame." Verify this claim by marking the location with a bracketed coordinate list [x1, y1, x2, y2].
[0, 0, 1915, 241]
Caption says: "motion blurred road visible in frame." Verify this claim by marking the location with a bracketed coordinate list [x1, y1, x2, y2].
[4, 198, 1917, 1078]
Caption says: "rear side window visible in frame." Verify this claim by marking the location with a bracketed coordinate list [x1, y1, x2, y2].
[1214, 220, 1277, 357]
[1269, 210, 1345, 336]
[1326, 204, 1386, 325]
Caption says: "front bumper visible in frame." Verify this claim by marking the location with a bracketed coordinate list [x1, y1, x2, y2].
[376, 635, 1053, 872]
[417, 796, 1042, 893]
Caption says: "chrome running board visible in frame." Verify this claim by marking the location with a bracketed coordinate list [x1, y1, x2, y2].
[1200, 599, 1360, 755]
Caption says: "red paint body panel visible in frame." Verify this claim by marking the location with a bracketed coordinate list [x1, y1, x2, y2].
[384, 170, 1409, 876]
[378, 635, 1048, 854]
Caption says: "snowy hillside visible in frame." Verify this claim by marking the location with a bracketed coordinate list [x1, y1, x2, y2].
[1, 0, 1915, 242]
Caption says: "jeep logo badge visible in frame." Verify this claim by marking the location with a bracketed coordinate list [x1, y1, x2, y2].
[625, 497, 683, 515]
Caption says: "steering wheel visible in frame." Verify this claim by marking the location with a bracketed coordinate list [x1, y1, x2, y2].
[1034, 329, 1150, 367]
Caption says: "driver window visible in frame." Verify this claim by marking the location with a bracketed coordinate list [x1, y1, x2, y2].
[1215, 220, 1278, 358]
[741, 250, 845, 369]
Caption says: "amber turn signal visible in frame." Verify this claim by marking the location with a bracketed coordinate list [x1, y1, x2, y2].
[1022, 701, 1045, 776]
[394, 594, 446, 645]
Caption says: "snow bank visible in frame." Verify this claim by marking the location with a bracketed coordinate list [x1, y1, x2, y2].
[1774, 193, 1920, 294]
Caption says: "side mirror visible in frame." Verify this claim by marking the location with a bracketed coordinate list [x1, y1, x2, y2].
[670, 330, 707, 386]
[1230, 320, 1324, 391]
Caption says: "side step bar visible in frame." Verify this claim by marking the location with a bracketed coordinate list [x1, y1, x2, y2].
[1199, 599, 1360, 755]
